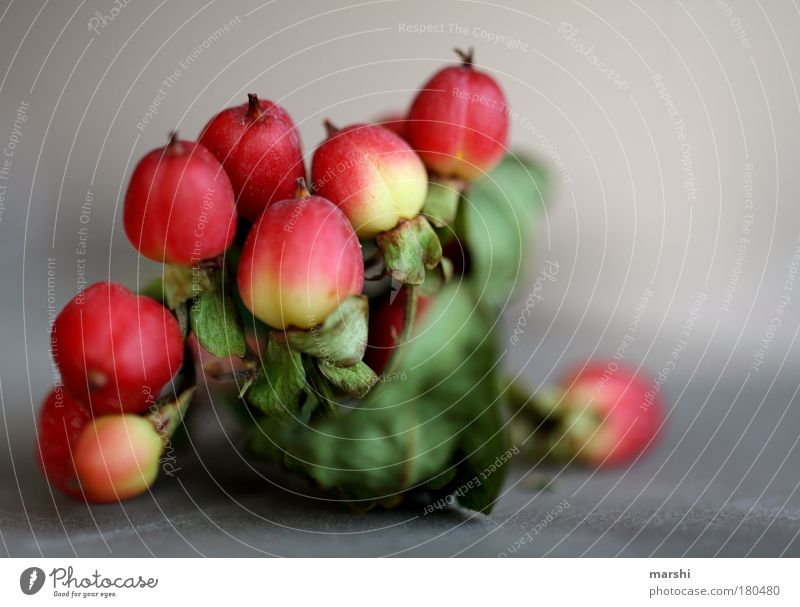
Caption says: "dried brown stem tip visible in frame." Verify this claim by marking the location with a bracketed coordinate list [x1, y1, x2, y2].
[294, 176, 311, 199]
[247, 93, 262, 119]
[323, 118, 339, 137]
[166, 130, 183, 154]
[454, 47, 474, 68]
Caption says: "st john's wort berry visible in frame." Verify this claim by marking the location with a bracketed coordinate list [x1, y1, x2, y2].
[237, 181, 364, 330]
[364, 287, 431, 375]
[123, 134, 237, 265]
[406, 48, 509, 181]
[36, 388, 92, 499]
[558, 362, 662, 468]
[73, 414, 163, 503]
[52, 282, 184, 415]
[374, 112, 408, 140]
[311, 121, 428, 238]
[200, 94, 306, 221]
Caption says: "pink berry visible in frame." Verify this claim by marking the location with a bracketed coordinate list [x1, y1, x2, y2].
[124, 135, 237, 265]
[36, 388, 92, 499]
[237, 187, 364, 329]
[374, 112, 408, 140]
[311, 122, 428, 238]
[364, 288, 431, 375]
[52, 282, 184, 415]
[73, 415, 163, 503]
[559, 363, 663, 468]
[200, 94, 306, 221]
[406, 49, 508, 181]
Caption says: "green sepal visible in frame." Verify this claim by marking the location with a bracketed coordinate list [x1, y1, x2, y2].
[318, 359, 379, 398]
[245, 332, 306, 423]
[284, 295, 368, 367]
[376, 215, 442, 285]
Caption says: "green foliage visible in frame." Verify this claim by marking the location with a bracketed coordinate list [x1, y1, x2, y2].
[248, 283, 511, 511]
[189, 273, 247, 358]
[461, 154, 548, 309]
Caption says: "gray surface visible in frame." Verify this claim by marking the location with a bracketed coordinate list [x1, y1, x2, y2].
[2, 363, 799, 557]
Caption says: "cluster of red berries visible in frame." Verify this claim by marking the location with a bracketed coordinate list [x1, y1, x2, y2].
[37, 49, 512, 503]
[37, 48, 663, 506]
[39, 282, 184, 502]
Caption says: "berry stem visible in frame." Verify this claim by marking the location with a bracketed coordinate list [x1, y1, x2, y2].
[294, 176, 311, 199]
[454, 47, 474, 68]
[323, 118, 339, 137]
[423, 176, 464, 228]
[246, 93, 263, 120]
[166, 130, 184, 155]
[147, 385, 196, 441]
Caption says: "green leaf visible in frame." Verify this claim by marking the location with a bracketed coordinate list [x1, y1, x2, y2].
[318, 359, 378, 398]
[245, 332, 306, 422]
[284, 295, 368, 367]
[376, 215, 441, 285]
[461, 154, 548, 309]
[189, 278, 246, 358]
[452, 387, 514, 514]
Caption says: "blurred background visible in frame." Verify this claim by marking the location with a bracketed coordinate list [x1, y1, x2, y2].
[0, 0, 799, 556]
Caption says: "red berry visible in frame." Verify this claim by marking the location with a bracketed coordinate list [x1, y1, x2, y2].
[237, 186, 364, 329]
[73, 415, 163, 503]
[124, 135, 237, 265]
[311, 122, 428, 238]
[200, 94, 305, 221]
[364, 287, 431, 375]
[406, 49, 508, 181]
[36, 388, 92, 499]
[559, 363, 662, 468]
[52, 282, 184, 415]
[374, 112, 408, 140]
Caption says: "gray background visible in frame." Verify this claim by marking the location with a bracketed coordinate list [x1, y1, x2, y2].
[0, 0, 799, 556]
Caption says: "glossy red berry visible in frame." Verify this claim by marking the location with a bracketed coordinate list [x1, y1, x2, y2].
[36, 388, 92, 499]
[559, 363, 662, 468]
[374, 112, 408, 140]
[73, 414, 163, 503]
[364, 287, 431, 375]
[237, 185, 364, 329]
[406, 49, 508, 181]
[311, 122, 428, 238]
[52, 282, 184, 415]
[200, 94, 305, 221]
[124, 135, 237, 265]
